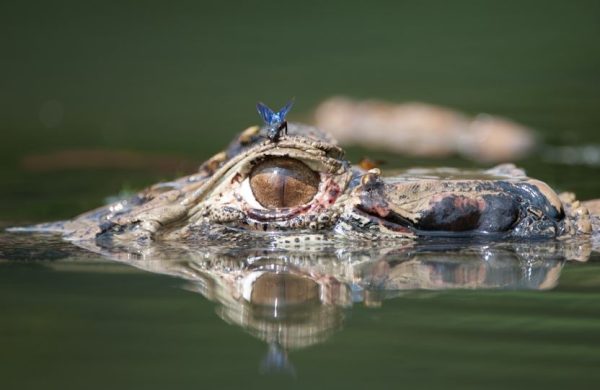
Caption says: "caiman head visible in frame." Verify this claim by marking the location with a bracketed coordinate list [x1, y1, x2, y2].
[17, 123, 596, 246]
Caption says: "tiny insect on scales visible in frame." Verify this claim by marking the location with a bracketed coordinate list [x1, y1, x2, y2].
[256, 98, 295, 142]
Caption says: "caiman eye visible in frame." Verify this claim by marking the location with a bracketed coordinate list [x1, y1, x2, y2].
[249, 157, 320, 208]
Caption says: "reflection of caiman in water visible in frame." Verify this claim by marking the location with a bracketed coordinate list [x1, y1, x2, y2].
[56, 236, 587, 374]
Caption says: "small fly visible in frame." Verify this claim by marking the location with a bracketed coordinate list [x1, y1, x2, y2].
[256, 98, 294, 142]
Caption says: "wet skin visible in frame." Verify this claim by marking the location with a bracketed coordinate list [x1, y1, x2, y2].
[10, 123, 599, 247]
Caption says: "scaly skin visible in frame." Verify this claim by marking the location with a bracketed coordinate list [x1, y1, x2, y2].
[10, 123, 599, 249]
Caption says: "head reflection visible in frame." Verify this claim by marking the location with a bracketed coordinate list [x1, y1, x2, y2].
[80, 238, 589, 374]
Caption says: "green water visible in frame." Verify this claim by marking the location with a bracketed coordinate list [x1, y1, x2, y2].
[1, 240, 599, 390]
[1, 0, 600, 389]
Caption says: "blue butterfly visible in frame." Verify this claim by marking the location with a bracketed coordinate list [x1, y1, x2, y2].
[256, 98, 294, 142]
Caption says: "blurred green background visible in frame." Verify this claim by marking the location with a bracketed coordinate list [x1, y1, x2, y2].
[1, 0, 600, 221]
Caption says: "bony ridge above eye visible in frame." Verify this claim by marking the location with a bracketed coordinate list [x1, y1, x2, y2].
[248, 157, 320, 209]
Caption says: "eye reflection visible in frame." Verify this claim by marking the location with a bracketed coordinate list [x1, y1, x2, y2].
[250, 273, 320, 307]
[249, 157, 320, 209]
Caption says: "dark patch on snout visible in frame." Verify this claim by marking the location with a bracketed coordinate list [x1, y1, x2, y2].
[418, 196, 482, 232]
[417, 194, 519, 233]
[478, 195, 521, 232]
[496, 181, 564, 220]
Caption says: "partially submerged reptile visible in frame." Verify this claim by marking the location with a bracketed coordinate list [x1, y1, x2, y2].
[12, 122, 599, 248]
[7, 120, 599, 372]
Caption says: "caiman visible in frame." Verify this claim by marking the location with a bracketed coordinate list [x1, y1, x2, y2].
[10, 123, 599, 249]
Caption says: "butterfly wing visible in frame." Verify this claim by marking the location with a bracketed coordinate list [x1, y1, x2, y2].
[256, 102, 275, 125]
[277, 98, 295, 121]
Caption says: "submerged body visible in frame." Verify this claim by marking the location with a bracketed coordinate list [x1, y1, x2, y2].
[12, 123, 599, 247]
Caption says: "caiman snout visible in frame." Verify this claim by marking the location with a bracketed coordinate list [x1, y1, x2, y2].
[348, 168, 575, 239]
